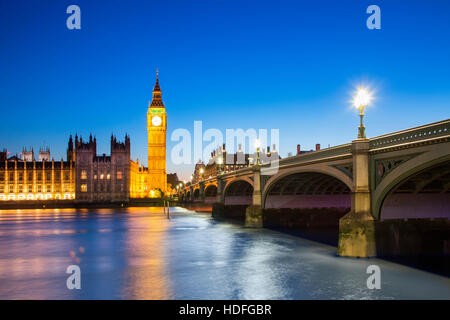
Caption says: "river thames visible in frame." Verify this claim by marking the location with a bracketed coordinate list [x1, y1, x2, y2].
[0, 207, 448, 300]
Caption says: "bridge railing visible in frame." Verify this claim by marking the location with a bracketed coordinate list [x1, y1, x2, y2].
[369, 119, 450, 149]
[277, 143, 352, 167]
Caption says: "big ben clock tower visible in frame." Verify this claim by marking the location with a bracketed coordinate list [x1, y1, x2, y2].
[147, 70, 167, 194]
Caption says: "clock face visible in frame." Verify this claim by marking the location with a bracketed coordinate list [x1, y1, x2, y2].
[152, 116, 162, 126]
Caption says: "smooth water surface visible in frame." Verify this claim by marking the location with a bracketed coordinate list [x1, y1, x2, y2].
[0, 207, 448, 299]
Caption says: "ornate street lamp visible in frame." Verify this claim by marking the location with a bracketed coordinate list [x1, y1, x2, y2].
[353, 86, 373, 139]
[217, 157, 223, 175]
[255, 138, 261, 165]
[199, 168, 204, 181]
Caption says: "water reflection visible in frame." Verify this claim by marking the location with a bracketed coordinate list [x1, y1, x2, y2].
[0, 207, 449, 300]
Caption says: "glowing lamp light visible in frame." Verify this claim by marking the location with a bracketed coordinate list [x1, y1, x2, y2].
[254, 138, 261, 150]
[353, 86, 372, 111]
[352, 85, 373, 139]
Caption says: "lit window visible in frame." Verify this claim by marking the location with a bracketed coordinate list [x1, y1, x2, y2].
[100, 174, 104, 180]
[81, 184, 87, 192]
[94, 174, 97, 179]
[117, 171, 122, 180]
[106, 174, 110, 180]
[81, 170, 87, 180]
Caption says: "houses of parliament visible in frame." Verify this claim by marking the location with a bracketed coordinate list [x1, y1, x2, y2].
[0, 72, 174, 203]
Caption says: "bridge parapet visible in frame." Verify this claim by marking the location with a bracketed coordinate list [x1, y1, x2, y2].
[369, 119, 449, 150]
[278, 143, 352, 166]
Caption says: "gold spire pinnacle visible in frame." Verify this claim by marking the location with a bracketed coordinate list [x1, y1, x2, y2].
[150, 69, 164, 107]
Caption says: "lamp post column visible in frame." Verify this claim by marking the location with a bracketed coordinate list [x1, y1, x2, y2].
[338, 86, 376, 258]
[245, 142, 264, 228]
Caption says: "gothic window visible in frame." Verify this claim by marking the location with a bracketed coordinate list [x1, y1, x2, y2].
[81, 184, 87, 192]
[55, 172, 60, 181]
[100, 174, 104, 180]
[81, 170, 87, 180]
[18, 185, 23, 193]
[117, 171, 122, 180]
[64, 172, 70, 181]
[19, 173, 23, 181]
[37, 185, 41, 193]
[37, 173, 42, 181]
[107, 173, 110, 180]
[55, 185, 60, 192]
[46, 172, 51, 181]
[28, 184, 32, 192]
[9, 173, 14, 181]
[28, 172, 33, 181]
[0, 173, 3, 181]
[46, 185, 51, 192]
[0, 185, 4, 193]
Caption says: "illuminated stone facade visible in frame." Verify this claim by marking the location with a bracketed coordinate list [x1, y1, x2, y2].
[130, 71, 167, 198]
[0, 139, 75, 201]
[75, 134, 130, 202]
[129, 158, 149, 198]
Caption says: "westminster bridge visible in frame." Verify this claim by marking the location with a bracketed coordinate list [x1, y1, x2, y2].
[178, 119, 450, 259]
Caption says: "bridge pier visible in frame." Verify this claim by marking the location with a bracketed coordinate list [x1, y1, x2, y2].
[245, 165, 263, 228]
[338, 139, 376, 258]
[199, 181, 205, 201]
[212, 178, 226, 217]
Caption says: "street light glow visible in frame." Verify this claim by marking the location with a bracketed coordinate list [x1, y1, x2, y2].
[352, 85, 374, 139]
[353, 86, 373, 111]
[255, 138, 261, 149]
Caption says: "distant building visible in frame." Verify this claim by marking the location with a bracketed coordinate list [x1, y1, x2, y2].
[166, 173, 180, 194]
[0, 149, 6, 162]
[201, 143, 280, 179]
[191, 161, 206, 184]
[295, 143, 321, 156]
[38, 147, 51, 162]
[22, 147, 34, 162]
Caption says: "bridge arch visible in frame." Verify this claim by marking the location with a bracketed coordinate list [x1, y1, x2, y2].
[193, 188, 200, 200]
[262, 165, 354, 209]
[374, 152, 450, 220]
[205, 184, 218, 197]
[223, 178, 254, 205]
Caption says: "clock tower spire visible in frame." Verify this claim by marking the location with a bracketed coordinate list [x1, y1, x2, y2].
[147, 69, 167, 195]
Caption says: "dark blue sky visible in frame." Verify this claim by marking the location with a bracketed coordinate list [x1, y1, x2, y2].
[1, 0, 449, 179]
